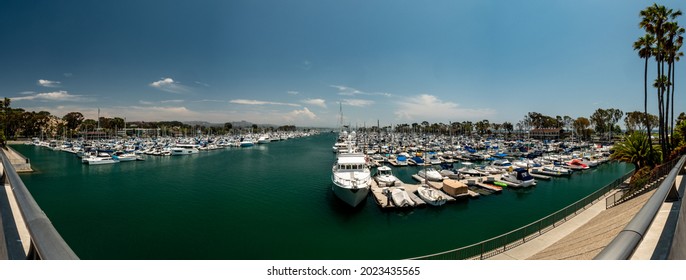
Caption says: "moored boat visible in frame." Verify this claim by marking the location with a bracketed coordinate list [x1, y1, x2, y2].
[331, 149, 372, 207]
[501, 167, 536, 187]
[416, 185, 447, 206]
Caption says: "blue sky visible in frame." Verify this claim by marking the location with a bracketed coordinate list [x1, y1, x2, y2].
[1, 0, 684, 128]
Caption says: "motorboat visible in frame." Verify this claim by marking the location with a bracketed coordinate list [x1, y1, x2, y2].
[501, 167, 536, 187]
[417, 167, 443, 182]
[491, 159, 513, 170]
[239, 138, 255, 147]
[457, 162, 488, 177]
[542, 165, 572, 175]
[374, 166, 402, 187]
[113, 152, 141, 162]
[257, 135, 270, 144]
[170, 144, 200, 155]
[566, 159, 589, 170]
[82, 152, 119, 165]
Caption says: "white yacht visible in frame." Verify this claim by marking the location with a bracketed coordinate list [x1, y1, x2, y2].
[331, 150, 372, 207]
[82, 153, 119, 165]
[170, 144, 200, 155]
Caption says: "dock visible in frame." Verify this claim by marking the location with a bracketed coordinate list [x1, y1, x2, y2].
[531, 168, 571, 177]
[371, 177, 464, 209]
[530, 173, 551, 180]
[470, 182, 503, 193]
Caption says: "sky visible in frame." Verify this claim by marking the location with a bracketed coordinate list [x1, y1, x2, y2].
[1, 0, 684, 128]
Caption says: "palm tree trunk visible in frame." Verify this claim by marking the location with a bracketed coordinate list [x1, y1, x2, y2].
[663, 61, 673, 155]
[671, 60, 676, 144]
[645, 56, 651, 147]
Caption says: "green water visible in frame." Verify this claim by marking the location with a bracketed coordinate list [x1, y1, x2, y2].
[13, 133, 632, 260]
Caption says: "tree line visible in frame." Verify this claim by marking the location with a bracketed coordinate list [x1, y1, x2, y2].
[0, 98, 298, 142]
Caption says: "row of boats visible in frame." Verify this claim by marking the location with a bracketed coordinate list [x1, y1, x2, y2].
[26, 131, 319, 165]
[330, 130, 614, 208]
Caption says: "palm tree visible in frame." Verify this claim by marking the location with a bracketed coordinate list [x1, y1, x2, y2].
[640, 4, 683, 156]
[665, 21, 684, 138]
[634, 34, 655, 142]
[611, 131, 662, 170]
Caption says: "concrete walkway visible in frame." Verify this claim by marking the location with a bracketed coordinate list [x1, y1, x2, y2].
[2, 146, 32, 172]
[488, 188, 654, 260]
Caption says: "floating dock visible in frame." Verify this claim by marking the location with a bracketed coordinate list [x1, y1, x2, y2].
[371, 177, 464, 209]
[530, 173, 551, 180]
[531, 168, 571, 177]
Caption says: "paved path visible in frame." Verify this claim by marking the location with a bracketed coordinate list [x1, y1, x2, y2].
[2, 147, 32, 172]
[488, 187, 654, 260]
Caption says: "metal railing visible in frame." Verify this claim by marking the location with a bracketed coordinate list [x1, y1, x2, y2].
[410, 170, 633, 260]
[0, 148, 78, 260]
[594, 155, 686, 260]
[606, 156, 682, 209]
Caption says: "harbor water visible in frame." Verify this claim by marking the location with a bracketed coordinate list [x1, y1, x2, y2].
[13, 133, 633, 260]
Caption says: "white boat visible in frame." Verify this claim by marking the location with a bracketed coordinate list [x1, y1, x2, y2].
[239, 138, 255, 147]
[481, 165, 504, 174]
[257, 135, 270, 144]
[417, 167, 443, 182]
[113, 152, 140, 162]
[82, 153, 119, 165]
[458, 162, 488, 177]
[439, 168, 462, 180]
[501, 168, 536, 187]
[170, 144, 200, 155]
[542, 165, 572, 175]
[416, 185, 447, 206]
[332, 142, 349, 153]
[491, 159, 513, 170]
[374, 166, 402, 187]
[388, 187, 415, 208]
[331, 151, 372, 207]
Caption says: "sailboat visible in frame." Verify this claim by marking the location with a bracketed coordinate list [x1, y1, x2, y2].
[416, 152, 447, 206]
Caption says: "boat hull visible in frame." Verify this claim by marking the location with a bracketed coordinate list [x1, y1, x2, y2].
[331, 183, 369, 207]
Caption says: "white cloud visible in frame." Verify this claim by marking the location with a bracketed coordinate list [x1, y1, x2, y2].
[12, 90, 87, 102]
[302, 98, 327, 108]
[194, 81, 210, 87]
[139, 100, 154, 105]
[161, 99, 185, 103]
[341, 99, 374, 107]
[286, 107, 317, 120]
[287, 91, 299, 95]
[63, 73, 73, 78]
[330, 85, 391, 97]
[38, 79, 61, 88]
[230, 99, 300, 107]
[394, 94, 496, 121]
[192, 99, 225, 103]
[149, 77, 190, 94]
[19, 91, 35, 95]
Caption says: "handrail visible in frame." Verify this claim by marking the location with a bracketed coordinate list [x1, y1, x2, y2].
[594, 155, 686, 260]
[410, 169, 633, 260]
[0, 148, 79, 260]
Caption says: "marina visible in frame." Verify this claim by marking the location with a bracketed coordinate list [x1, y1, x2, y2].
[13, 132, 633, 259]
